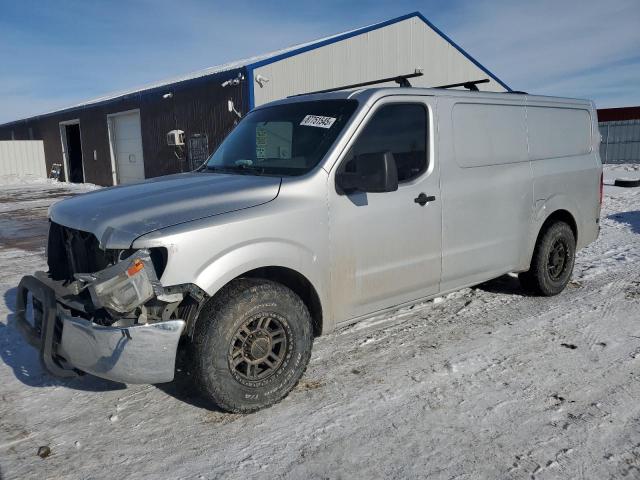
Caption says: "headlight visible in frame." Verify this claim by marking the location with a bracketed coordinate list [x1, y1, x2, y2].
[88, 251, 159, 314]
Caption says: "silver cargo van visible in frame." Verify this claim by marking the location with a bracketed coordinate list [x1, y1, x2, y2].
[16, 84, 602, 412]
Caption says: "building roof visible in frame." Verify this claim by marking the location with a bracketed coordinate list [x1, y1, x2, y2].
[2, 11, 509, 126]
[597, 106, 640, 122]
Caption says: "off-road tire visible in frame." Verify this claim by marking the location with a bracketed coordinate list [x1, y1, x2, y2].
[192, 278, 313, 413]
[519, 221, 576, 296]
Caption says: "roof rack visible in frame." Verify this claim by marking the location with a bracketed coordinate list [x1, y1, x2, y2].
[432, 79, 490, 91]
[289, 73, 517, 98]
[289, 69, 424, 97]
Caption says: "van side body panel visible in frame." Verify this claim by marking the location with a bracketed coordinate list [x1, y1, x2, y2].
[438, 96, 534, 291]
[527, 99, 601, 254]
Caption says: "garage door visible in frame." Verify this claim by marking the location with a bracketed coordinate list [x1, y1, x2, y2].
[109, 110, 145, 184]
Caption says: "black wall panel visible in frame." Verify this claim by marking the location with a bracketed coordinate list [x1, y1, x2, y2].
[0, 69, 247, 186]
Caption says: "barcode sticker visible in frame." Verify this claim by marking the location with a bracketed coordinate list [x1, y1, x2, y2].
[300, 115, 337, 129]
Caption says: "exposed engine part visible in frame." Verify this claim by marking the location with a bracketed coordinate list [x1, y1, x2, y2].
[47, 221, 168, 282]
[161, 301, 181, 321]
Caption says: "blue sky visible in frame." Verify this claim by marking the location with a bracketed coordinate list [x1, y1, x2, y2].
[1, 0, 638, 123]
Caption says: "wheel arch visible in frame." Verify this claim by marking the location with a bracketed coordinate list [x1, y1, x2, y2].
[192, 264, 324, 339]
[241, 266, 323, 337]
[525, 208, 578, 269]
[540, 209, 578, 243]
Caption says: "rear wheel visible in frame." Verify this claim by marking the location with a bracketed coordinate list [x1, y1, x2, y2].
[192, 278, 313, 413]
[519, 221, 576, 296]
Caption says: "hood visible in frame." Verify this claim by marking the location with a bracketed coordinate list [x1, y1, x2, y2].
[50, 172, 281, 249]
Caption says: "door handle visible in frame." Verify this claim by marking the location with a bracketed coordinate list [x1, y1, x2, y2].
[414, 193, 436, 206]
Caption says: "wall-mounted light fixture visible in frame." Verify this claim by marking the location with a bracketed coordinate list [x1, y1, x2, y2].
[255, 74, 270, 88]
[221, 72, 245, 88]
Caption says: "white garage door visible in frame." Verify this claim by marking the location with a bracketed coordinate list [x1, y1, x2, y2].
[109, 110, 145, 184]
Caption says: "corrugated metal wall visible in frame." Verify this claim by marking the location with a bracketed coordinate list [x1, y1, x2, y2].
[252, 17, 505, 106]
[0, 140, 47, 177]
[599, 119, 640, 164]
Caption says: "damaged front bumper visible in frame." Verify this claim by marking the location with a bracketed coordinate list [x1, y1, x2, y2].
[15, 252, 186, 384]
[59, 314, 184, 384]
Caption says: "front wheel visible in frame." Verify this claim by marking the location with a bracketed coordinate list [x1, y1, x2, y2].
[192, 279, 313, 413]
[519, 221, 576, 296]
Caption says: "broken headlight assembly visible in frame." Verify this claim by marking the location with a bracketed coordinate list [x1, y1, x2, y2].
[78, 250, 164, 315]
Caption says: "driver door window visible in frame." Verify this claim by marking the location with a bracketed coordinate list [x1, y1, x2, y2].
[344, 104, 428, 182]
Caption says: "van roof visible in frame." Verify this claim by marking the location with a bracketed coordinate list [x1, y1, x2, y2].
[259, 87, 594, 110]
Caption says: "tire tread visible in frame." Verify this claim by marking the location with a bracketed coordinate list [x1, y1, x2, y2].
[192, 278, 313, 413]
[520, 221, 575, 296]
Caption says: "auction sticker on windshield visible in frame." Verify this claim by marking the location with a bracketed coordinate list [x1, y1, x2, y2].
[300, 115, 336, 129]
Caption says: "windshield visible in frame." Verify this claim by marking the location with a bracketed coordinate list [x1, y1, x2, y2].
[205, 100, 358, 176]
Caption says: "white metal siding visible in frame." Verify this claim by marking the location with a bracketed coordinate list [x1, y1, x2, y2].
[253, 17, 505, 106]
[599, 119, 640, 164]
[0, 140, 47, 178]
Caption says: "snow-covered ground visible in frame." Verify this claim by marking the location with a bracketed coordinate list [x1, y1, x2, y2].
[1, 166, 639, 480]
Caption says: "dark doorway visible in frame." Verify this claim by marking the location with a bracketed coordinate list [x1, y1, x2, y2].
[65, 123, 84, 183]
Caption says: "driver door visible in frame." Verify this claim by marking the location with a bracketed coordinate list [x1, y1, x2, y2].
[328, 97, 442, 323]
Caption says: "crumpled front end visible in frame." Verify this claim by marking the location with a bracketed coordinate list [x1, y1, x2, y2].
[15, 224, 204, 384]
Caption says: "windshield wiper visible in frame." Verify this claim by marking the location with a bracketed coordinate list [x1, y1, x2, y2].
[235, 163, 266, 175]
[205, 164, 266, 175]
[204, 165, 235, 174]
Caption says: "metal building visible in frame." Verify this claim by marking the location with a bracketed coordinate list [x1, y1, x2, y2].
[0, 12, 510, 186]
[598, 106, 640, 164]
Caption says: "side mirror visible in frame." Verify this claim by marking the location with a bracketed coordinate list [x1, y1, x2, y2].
[336, 151, 399, 194]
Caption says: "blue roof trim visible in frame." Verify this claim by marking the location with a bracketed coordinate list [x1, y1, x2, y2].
[413, 12, 511, 92]
[246, 66, 256, 112]
[246, 11, 511, 109]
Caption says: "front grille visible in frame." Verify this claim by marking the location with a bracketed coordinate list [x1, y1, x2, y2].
[47, 222, 167, 282]
[47, 222, 120, 281]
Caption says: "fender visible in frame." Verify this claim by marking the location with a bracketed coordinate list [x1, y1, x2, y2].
[193, 239, 319, 293]
[189, 238, 330, 326]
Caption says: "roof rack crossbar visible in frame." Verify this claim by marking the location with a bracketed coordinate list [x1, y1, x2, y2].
[432, 78, 490, 91]
[289, 69, 424, 97]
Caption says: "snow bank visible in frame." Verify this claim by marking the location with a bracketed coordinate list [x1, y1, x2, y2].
[0, 174, 101, 191]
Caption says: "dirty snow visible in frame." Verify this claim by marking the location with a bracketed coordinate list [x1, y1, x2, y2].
[1, 167, 639, 479]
